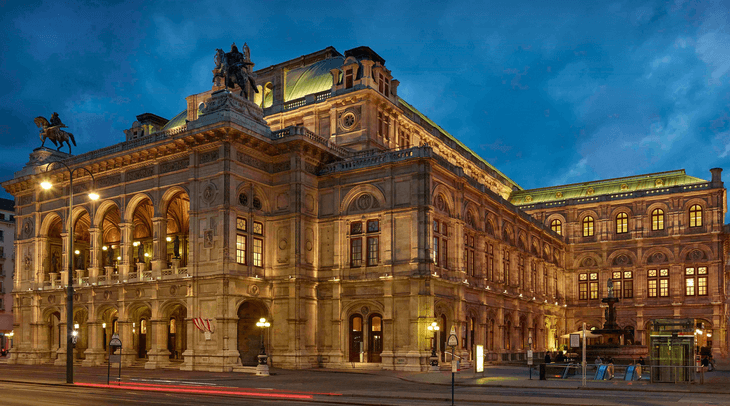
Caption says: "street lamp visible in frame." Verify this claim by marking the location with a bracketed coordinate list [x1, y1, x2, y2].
[40, 161, 98, 384]
[256, 317, 271, 376]
[427, 321, 440, 371]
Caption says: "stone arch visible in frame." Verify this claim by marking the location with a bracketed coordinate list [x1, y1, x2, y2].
[609, 205, 634, 234]
[545, 212, 566, 228]
[431, 184, 454, 216]
[123, 193, 155, 223]
[462, 202, 479, 230]
[160, 186, 191, 216]
[577, 209, 600, 235]
[646, 201, 671, 229]
[42, 305, 64, 322]
[502, 223, 514, 245]
[92, 200, 121, 228]
[236, 299, 270, 366]
[159, 299, 187, 361]
[250, 184, 271, 213]
[642, 247, 675, 265]
[485, 218, 496, 237]
[679, 244, 714, 262]
[607, 250, 637, 267]
[40, 211, 64, 236]
[516, 232, 527, 251]
[682, 197, 709, 226]
[340, 184, 387, 214]
[573, 253, 602, 269]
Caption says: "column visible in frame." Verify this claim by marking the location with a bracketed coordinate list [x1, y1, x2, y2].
[118, 320, 135, 366]
[82, 321, 105, 366]
[144, 319, 170, 369]
[151, 217, 166, 277]
[119, 222, 132, 280]
[88, 226, 101, 280]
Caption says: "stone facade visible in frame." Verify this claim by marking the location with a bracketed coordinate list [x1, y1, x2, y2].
[1, 45, 726, 371]
[0, 198, 14, 352]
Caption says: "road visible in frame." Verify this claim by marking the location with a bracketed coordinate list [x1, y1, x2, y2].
[1, 364, 730, 405]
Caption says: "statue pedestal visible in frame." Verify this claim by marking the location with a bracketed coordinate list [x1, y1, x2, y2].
[595, 297, 623, 344]
[171, 258, 180, 272]
[50, 272, 59, 288]
[136, 263, 146, 273]
[17, 148, 72, 177]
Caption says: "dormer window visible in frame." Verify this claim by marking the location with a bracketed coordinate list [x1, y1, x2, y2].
[378, 72, 389, 96]
[345, 69, 354, 89]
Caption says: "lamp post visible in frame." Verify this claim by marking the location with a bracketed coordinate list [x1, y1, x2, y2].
[256, 317, 271, 376]
[428, 321, 440, 371]
[40, 162, 98, 384]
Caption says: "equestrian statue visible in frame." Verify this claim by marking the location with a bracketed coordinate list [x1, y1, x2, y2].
[34, 112, 76, 154]
[213, 42, 258, 100]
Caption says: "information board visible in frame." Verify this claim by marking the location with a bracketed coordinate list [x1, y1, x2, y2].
[570, 333, 580, 348]
[475, 345, 484, 373]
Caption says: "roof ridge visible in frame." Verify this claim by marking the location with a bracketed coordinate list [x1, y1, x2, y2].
[397, 97, 521, 190]
[514, 169, 706, 194]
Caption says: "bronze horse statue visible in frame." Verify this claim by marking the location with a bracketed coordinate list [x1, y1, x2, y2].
[34, 112, 76, 154]
[212, 44, 258, 100]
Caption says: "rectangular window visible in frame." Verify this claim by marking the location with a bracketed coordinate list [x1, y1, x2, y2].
[253, 221, 263, 235]
[351, 238, 362, 267]
[698, 277, 707, 296]
[345, 69, 353, 89]
[0, 230, 3, 241]
[486, 243, 494, 281]
[351, 221, 363, 235]
[614, 280, 622, 298]
[685, 277, 695, 296]
[648, 279, 657, 298]
[367, 219, 379, 233]
[367, 237, 378, 266]
[503, 248, 510, 284]
[623, 280, 633, 298]
[236, 217, 247, 231]
[441, 238, 448, 269]
[236, 234, 247, 265]
[433, 236, 439, 265]
[378, 73, 384, 94]
[589, 282, 599, 299]
[252, 238, 263, 267]
[517, 255, 524, 287]
[659, 279, 669, 297]
[579, 282, 588, 300]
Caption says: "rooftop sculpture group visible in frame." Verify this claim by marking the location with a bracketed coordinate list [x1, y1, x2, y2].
[34, 112, 76, 154]
[213, 42, 258, 100]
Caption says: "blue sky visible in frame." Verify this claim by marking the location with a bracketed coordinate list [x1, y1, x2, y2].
[1, 0, 728, 220]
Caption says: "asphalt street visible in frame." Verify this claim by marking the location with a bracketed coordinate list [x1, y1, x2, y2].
[1, 363, 729, 405]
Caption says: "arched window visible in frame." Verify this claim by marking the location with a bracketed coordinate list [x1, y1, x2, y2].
[689, 205, 702, 227]
[550, 219, 562, 235]
[349, 314, 364, 362]
[582, 216, 594, 237]
[616, 212, 628, 234]
[651, 209, 664, 231]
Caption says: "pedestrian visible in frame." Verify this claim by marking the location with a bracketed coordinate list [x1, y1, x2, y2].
[595, 355, 602, 366]
[637, 356, 645, 366]
[708, 355, 715, 372]
[607, 357, 615, 380]
[544, 352, 551, 364]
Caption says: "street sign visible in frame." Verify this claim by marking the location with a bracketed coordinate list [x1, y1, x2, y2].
[570, 333, 580, 348]
[109, 354, 121, 363]
[527, 350, 533, 365]
[109, 333, 122, 348]
[451, 358, 458, 372]
[447, 326, 458, 347]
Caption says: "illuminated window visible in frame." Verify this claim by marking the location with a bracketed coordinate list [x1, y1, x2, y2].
[651, 209, 664, 231]
[582, 216, 594, 237]
[236, 217, 247, 265]
[502, 248, 510, 284]
[589, 272, 599, 299]
[689, 205, 702, 227]
[648, 268, 669, 298]
[550, 219, 562, 235]
[367, 237, 378, 266]
[378, 72, 390, 96]
[464, 233, 475, 276]
[685, 266, 708, 296]
[578, 273, 588, 300]
[485, 243, 494, 281]
[253, 221, 263, 235]
[350, 238, 362, 267]
[377, 111, 390, 141]
[253, 238, 263, 267]
[616, 212, 628, 234]
[434, 220, 448, 269]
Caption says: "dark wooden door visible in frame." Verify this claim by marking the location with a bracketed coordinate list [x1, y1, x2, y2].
[349, 315, 363, 362]
[368, 315, 382, 363]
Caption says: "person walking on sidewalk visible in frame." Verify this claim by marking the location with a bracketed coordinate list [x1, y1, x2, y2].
[544, 352, 551, 364]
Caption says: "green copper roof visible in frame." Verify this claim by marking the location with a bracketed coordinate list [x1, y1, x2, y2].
[397, 97, 521, 191]
[161, 109, 187, 131]
[285, 56, 344, 102]
[510, 169, 707, 206]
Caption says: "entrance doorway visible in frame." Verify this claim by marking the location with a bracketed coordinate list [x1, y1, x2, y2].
[368, 314, 382, 363]
[137, 318, 148, 359]
[237, 301, 267, 366]
[349, 315, 363, 362]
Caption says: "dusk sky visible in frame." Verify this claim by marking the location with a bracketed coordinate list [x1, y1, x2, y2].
[1, 0, 728, 220]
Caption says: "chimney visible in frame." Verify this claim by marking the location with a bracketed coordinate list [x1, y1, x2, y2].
[710, 168, 723, 187]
